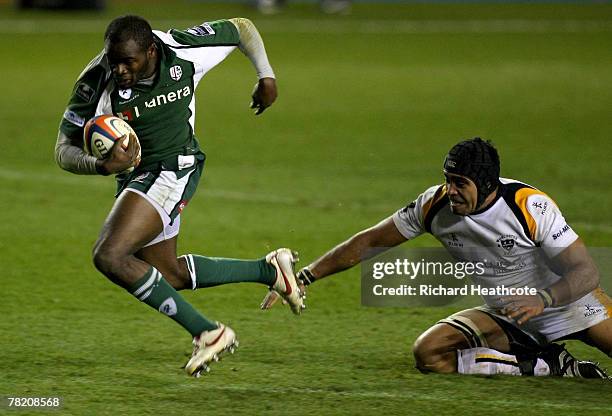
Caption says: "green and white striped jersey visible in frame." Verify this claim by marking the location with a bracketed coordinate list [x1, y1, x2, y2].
[60, 20, 240, 167]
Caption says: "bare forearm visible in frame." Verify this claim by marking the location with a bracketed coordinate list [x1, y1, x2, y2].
[542, 240, 600, 307]
[548, 262, 600, 307]
[309, 233, 373, 280]
[307, 216, 407, 283]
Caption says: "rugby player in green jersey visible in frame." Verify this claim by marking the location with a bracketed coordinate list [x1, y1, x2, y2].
[55, 15, 305, 377]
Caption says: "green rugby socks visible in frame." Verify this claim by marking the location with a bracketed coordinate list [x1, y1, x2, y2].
[130, 267, 218, 336]
[182, 254, 276, 289]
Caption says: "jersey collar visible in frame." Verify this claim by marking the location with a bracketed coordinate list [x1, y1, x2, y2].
[468, 182, 504, 216]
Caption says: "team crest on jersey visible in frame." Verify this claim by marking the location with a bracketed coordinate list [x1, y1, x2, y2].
[169, 65, 183, 81]
[119, 88, 132, 100]
[496, 234, 518, 254]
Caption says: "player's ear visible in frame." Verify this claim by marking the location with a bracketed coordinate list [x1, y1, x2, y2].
[146, 42, 156, 58]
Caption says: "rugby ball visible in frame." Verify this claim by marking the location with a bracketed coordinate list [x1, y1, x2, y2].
[83, 115, 141, 173]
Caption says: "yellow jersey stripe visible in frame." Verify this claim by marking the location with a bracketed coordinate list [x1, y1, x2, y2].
[422, 185, 447, 223]
[514, 187, 552, 242]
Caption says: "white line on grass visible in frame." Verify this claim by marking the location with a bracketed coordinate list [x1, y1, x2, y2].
[264, 19, 612, 34]
[0, 19, 611, 34]
[192, 384, 612, 411]
[2, 167, 611, 234]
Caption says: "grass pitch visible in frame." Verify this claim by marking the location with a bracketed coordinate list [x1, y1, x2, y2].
[1, 2, 612, 415]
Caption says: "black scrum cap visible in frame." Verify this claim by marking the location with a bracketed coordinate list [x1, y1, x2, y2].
[443, 137, 500, 208]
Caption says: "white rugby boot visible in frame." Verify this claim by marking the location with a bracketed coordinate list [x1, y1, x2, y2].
[266, 248, 306, 315]
[185, 323, 238, 378]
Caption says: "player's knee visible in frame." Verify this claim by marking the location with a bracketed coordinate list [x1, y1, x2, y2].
[412, 332, 457, 374]
[413, 336, 435, 372]
[92, 242, 122, 278]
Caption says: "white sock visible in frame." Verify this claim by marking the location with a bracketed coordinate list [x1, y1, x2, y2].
[457, 347, 550, 376]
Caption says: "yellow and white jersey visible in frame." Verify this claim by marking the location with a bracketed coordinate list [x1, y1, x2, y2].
[393, 178, 578, 289]
[392, 178, 611, 342]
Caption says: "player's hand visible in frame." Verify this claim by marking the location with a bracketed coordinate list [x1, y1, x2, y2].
[260, 289, 284, 309]
[260, 282, 307, 310]
[125, 132, 141, 168]
[250, 77, 277, 115]
[101, 133, 140, 174]
[500, 295, 545, 325]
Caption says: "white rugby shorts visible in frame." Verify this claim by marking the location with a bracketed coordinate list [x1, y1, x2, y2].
[476, 288, 612, 345]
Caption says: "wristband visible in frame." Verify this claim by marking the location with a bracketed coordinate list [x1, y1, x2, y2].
[297, 268, 315, 286]
[536, 289, 553, 308]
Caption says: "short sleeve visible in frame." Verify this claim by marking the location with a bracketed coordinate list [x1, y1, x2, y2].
[525, 193, 578, 257]
[59, 51, 109, 139]
[155, 21, 239, 84]
[168, 20, 240, 47]
[392, 185, 441, 240]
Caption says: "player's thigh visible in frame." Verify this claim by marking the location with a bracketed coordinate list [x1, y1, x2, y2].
[583, 318, 612, 357]
[415, 309, 511, 355]
[96, 190, 163, 254]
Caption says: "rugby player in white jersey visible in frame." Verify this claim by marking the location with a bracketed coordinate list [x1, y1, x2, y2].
[55, 15, 304, 377]
[263, 138, 611, 378]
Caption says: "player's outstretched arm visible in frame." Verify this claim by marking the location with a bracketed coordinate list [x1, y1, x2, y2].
[229, 18, 277, 114]
[307, 216, 408, 282]
[261, 216, 408, 309]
